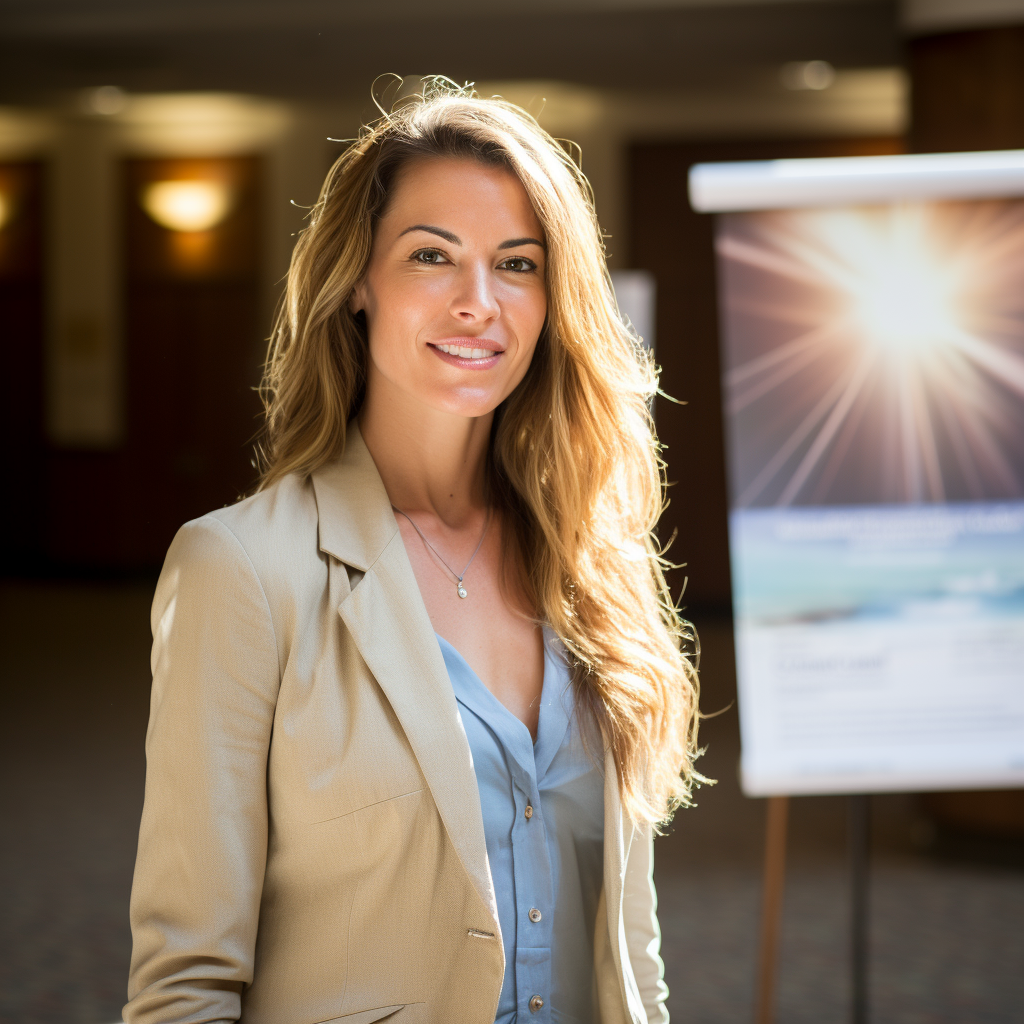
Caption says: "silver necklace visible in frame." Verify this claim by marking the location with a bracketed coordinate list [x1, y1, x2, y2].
[393, 506, 491, 599]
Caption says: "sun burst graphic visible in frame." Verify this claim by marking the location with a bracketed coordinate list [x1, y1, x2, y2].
[717, 200, 1024, 507]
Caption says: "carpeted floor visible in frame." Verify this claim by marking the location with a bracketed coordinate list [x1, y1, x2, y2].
[1, 581, 1022, 1023]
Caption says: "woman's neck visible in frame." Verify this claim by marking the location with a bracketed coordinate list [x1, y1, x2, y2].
[358, 375, 493, 528]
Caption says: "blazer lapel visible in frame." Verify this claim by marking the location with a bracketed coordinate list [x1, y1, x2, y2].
[312, 426, 498, 928]
[603, 750, 628, 953]
[603, 749, 645, 1022]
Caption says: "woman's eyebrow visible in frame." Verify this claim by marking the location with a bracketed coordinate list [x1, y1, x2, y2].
[396, 225, 546, 251]
[499, 237, 545, 250]
[398, 224, 461, 244]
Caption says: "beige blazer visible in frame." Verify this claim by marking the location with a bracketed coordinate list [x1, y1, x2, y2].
[125, 425, 670, 1024]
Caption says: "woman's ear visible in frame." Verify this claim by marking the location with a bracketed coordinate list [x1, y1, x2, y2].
[348, 278, 366, 316]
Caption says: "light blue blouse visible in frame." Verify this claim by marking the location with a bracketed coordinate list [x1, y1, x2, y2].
[436, 630, 605, 1024]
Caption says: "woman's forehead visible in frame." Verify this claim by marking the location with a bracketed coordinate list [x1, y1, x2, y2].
[381, 155, 544, 240]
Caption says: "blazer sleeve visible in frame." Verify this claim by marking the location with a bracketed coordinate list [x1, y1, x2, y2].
[623, 827, 670, 1024]
[124, 515, 281, 1024]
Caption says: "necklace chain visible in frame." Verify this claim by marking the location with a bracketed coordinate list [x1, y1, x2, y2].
[392, 506, 491, 599]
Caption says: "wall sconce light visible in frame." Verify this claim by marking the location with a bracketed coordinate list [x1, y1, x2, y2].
[141, 179, 233, 232]
[0, 190, 12, 232]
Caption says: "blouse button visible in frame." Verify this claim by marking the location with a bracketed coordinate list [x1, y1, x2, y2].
[529, 995, 545, 1012]
[524, 803, 534, 819]
[529, 907, 542, 923]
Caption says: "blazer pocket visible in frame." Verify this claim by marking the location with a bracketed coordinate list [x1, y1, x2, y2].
[315, 1006, 404, 1024]
[309, 787, 425, 826]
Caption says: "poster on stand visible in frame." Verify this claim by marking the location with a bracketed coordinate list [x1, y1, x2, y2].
[689, 151, 1024, 796]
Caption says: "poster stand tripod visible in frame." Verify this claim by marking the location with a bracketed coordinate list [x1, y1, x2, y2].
[754, 795, 789, 1024]
[848, 794, 870, 1024]
[753, 794, 871, 1024]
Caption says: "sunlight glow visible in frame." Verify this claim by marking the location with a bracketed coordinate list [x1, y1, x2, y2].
[718, 200, 1024, 506]
[853, 245, 960, 356]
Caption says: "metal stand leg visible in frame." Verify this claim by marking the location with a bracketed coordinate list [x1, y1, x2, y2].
[848, 794, 870, 1024]
[754, 795, 789, 1024]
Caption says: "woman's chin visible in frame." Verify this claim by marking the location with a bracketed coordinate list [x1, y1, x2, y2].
[422, 387, 508, 421]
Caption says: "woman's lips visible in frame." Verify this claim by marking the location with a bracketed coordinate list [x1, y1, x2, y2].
[427, 340, 504, 369]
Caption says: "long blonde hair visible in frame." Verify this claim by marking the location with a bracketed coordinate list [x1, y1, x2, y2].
[260, 80, 702, 826]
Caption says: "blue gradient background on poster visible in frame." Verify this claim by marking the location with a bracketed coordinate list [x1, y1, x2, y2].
[731, 502, 1024, 625]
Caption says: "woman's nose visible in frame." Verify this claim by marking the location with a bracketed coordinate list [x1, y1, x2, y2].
[449, 263, 500, 322]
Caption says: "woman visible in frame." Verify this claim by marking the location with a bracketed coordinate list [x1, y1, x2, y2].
[126, 81, 700, 1024]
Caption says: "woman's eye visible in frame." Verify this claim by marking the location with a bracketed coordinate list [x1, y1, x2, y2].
[499, 256, 537, 273]
[411, 248, 449, 265]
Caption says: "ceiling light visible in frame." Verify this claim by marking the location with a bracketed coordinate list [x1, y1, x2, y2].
[140, 180, 233, 232]
[82, 85, 128, 116]
[781, 61, 836, 91]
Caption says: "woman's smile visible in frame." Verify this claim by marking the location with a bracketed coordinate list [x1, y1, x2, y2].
[429, 336, 505, 368]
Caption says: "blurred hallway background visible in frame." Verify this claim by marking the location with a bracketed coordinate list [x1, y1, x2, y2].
[3, 1, 1024, 1021]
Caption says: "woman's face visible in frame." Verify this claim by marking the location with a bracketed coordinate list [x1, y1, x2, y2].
[354, 155, 548, 420]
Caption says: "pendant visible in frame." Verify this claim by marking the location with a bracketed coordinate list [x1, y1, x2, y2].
[457, 583, 468, 599]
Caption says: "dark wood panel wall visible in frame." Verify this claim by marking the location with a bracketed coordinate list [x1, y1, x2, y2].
[628, 136, 904, 613]
[910, 25, 1024, 153]
[0, 161, 46, 572]
[122, 156, 264, 565]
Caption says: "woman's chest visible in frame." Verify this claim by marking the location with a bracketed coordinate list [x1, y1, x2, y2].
[400, 517, 546, 734]
[443, 631, 605, 852]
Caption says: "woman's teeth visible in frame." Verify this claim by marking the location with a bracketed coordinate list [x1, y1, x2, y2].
[435, 344, 495, 359]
